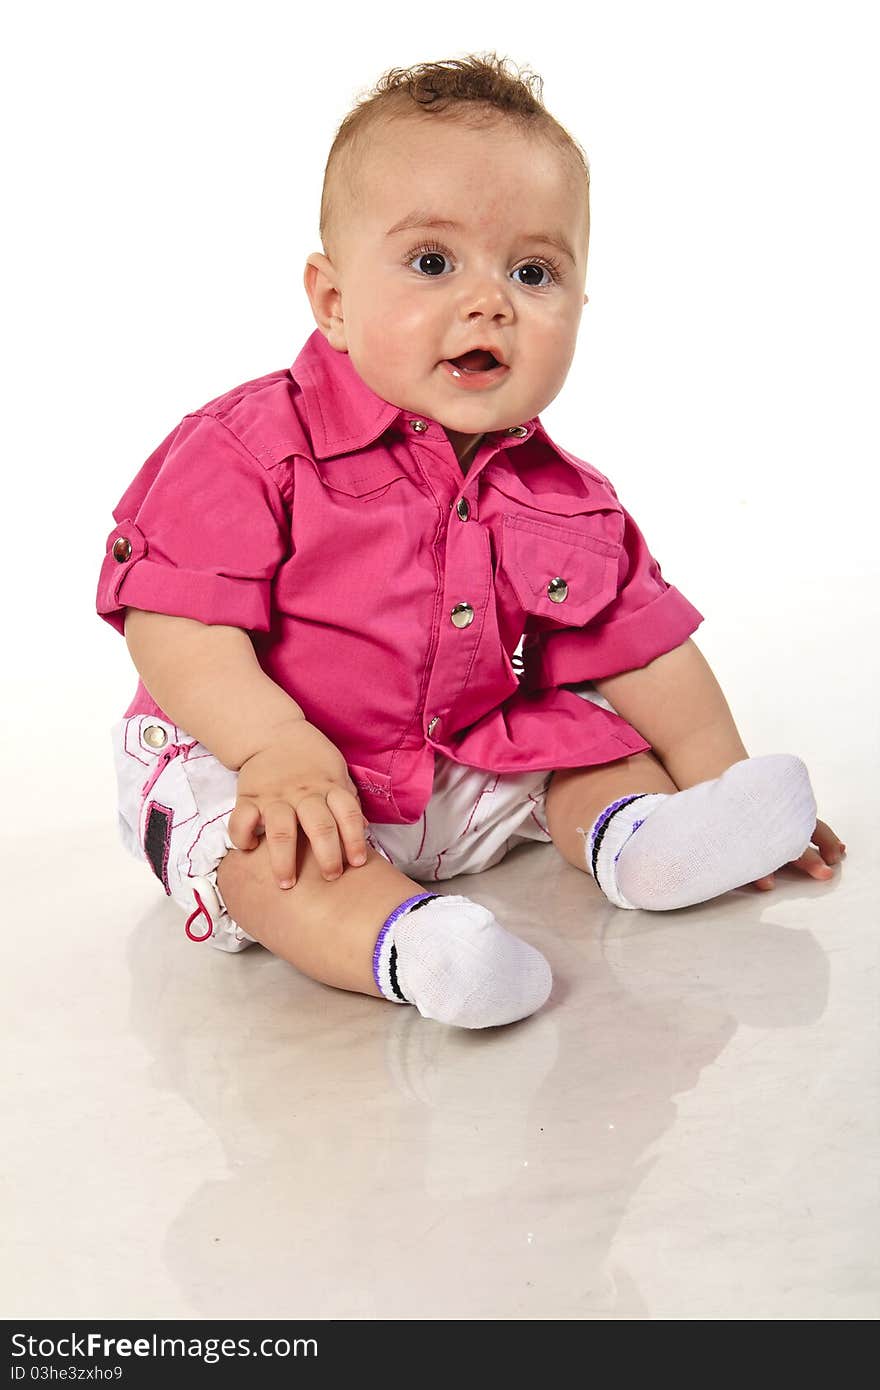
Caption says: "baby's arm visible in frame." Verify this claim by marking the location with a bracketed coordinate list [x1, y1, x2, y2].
[593, 637, 748, 789]
[124, 608, 305, 770]
[123, 608, 368, 884]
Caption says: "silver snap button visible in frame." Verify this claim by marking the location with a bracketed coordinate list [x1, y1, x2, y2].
[451, 602, 475, 628]
[410, 419, 428, 433]
[456, 498, 470, 521]
[143, 724, 168, 749]
[427, 716, 439, 736]
[112, 536, 132, 562]
[547, 577, 569, 603]
[506, 426, 528, 437]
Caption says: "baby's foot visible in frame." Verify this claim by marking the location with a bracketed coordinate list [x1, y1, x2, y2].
[373, 892, 552, 1027]
[578, 754, 817, 911]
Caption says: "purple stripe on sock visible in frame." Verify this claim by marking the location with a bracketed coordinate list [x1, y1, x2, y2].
[590, 794, 651, 887]
[371, 892, 439, 992]
[590, 796, 644, 854]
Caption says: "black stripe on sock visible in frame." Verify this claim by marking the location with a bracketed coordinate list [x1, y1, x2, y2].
[388, 894, 439, 1002]
[407, 894, 440, 912]
[591, 795, 650, 893]
[388, 944, 406, 1001]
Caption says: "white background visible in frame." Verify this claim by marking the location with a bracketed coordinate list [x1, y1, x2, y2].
[2, 0, 877, 834]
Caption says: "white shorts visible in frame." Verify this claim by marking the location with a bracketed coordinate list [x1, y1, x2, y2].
[111, 687, 614, 954]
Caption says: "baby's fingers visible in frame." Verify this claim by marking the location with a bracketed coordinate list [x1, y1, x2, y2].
[326, 785, 369, 869]
[295, 793, 347, 882]
[227, 797, 264, 852]
[260, 799, 299, 888]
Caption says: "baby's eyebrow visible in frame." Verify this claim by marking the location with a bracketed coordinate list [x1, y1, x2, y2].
[385, 210, 576, 264]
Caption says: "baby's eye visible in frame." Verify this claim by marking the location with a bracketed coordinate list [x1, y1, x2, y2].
[409, 249, 451, 277]
[513, 263, 555, 288]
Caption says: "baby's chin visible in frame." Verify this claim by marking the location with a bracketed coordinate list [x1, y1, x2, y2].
[356, 360, 531, 430]
[395, 382, 517, 425]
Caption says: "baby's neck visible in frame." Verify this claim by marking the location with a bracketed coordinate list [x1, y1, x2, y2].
[444, 428, 484, 474]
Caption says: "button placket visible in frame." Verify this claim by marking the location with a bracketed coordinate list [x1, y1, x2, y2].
[421, 501, 492, 747]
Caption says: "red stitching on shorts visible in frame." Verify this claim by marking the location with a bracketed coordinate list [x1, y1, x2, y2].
[526, 788, 551, 837]
[183, 807, 235, 878]
[463, 776, 500, 834]
[414, 811, 428, 860]
[423, 773, 502, 878]
[529, 808, 550, 836]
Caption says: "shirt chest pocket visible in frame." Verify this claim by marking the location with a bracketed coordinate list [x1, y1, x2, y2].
[499, 513, 622, 628]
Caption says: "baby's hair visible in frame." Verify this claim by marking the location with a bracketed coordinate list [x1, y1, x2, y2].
[319, 52, 590, 262]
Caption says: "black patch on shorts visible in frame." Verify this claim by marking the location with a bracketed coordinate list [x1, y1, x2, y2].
[143, 802, 173, 894]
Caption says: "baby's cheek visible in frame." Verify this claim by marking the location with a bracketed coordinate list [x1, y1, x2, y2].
[354, 323, 418, 401]
[533, 318, 578, 381]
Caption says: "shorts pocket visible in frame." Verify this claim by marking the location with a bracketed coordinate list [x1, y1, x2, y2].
[111, 716, 255, 949]
[112, 716, 200, 895]
[111, 717, 156, 864]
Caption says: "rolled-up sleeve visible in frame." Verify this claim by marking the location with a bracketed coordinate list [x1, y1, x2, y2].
[522, 499, 705, 688]
[96, 413, 291, 637]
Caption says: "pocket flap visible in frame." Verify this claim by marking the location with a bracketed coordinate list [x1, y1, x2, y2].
[316, 456, 406, 498]
[501, 514, 621, 626]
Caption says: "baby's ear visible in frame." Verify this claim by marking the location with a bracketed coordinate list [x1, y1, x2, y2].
[303, 254, 345, 345]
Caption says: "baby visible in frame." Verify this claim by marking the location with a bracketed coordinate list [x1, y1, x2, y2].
[97, 53, 845, 1029]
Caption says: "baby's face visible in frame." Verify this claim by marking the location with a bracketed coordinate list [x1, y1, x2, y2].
[306, 116, 588, 462]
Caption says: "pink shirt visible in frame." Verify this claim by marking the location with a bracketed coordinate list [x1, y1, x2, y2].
[97, 329, 704, 825]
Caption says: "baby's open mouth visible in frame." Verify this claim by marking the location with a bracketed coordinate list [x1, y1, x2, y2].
[446, 349, 501, 373]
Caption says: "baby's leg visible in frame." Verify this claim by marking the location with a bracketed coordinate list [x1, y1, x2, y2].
[546, 750, 677, 873]
[216, 837, 551, 1027]
[217, 838, 421, 995]
[546, 748, 817, 910]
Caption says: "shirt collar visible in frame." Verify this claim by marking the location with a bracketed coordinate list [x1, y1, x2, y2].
[290, 329, 542, 459]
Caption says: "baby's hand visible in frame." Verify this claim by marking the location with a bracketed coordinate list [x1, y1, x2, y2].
[751, 815, 846, 891]
[228, 720, 368, 888]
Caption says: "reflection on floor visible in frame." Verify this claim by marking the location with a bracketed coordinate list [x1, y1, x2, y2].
[4, 809, 876, 1320]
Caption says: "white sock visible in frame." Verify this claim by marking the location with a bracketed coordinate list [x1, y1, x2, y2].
[577, 754, 817, 911]
[372, 892, 552, 1029]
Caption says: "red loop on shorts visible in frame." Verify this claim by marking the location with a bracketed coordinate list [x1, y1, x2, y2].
[184, 888, 214, 942]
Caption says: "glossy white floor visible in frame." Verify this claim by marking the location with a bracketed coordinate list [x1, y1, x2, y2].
[4, 683, 877, 1322]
